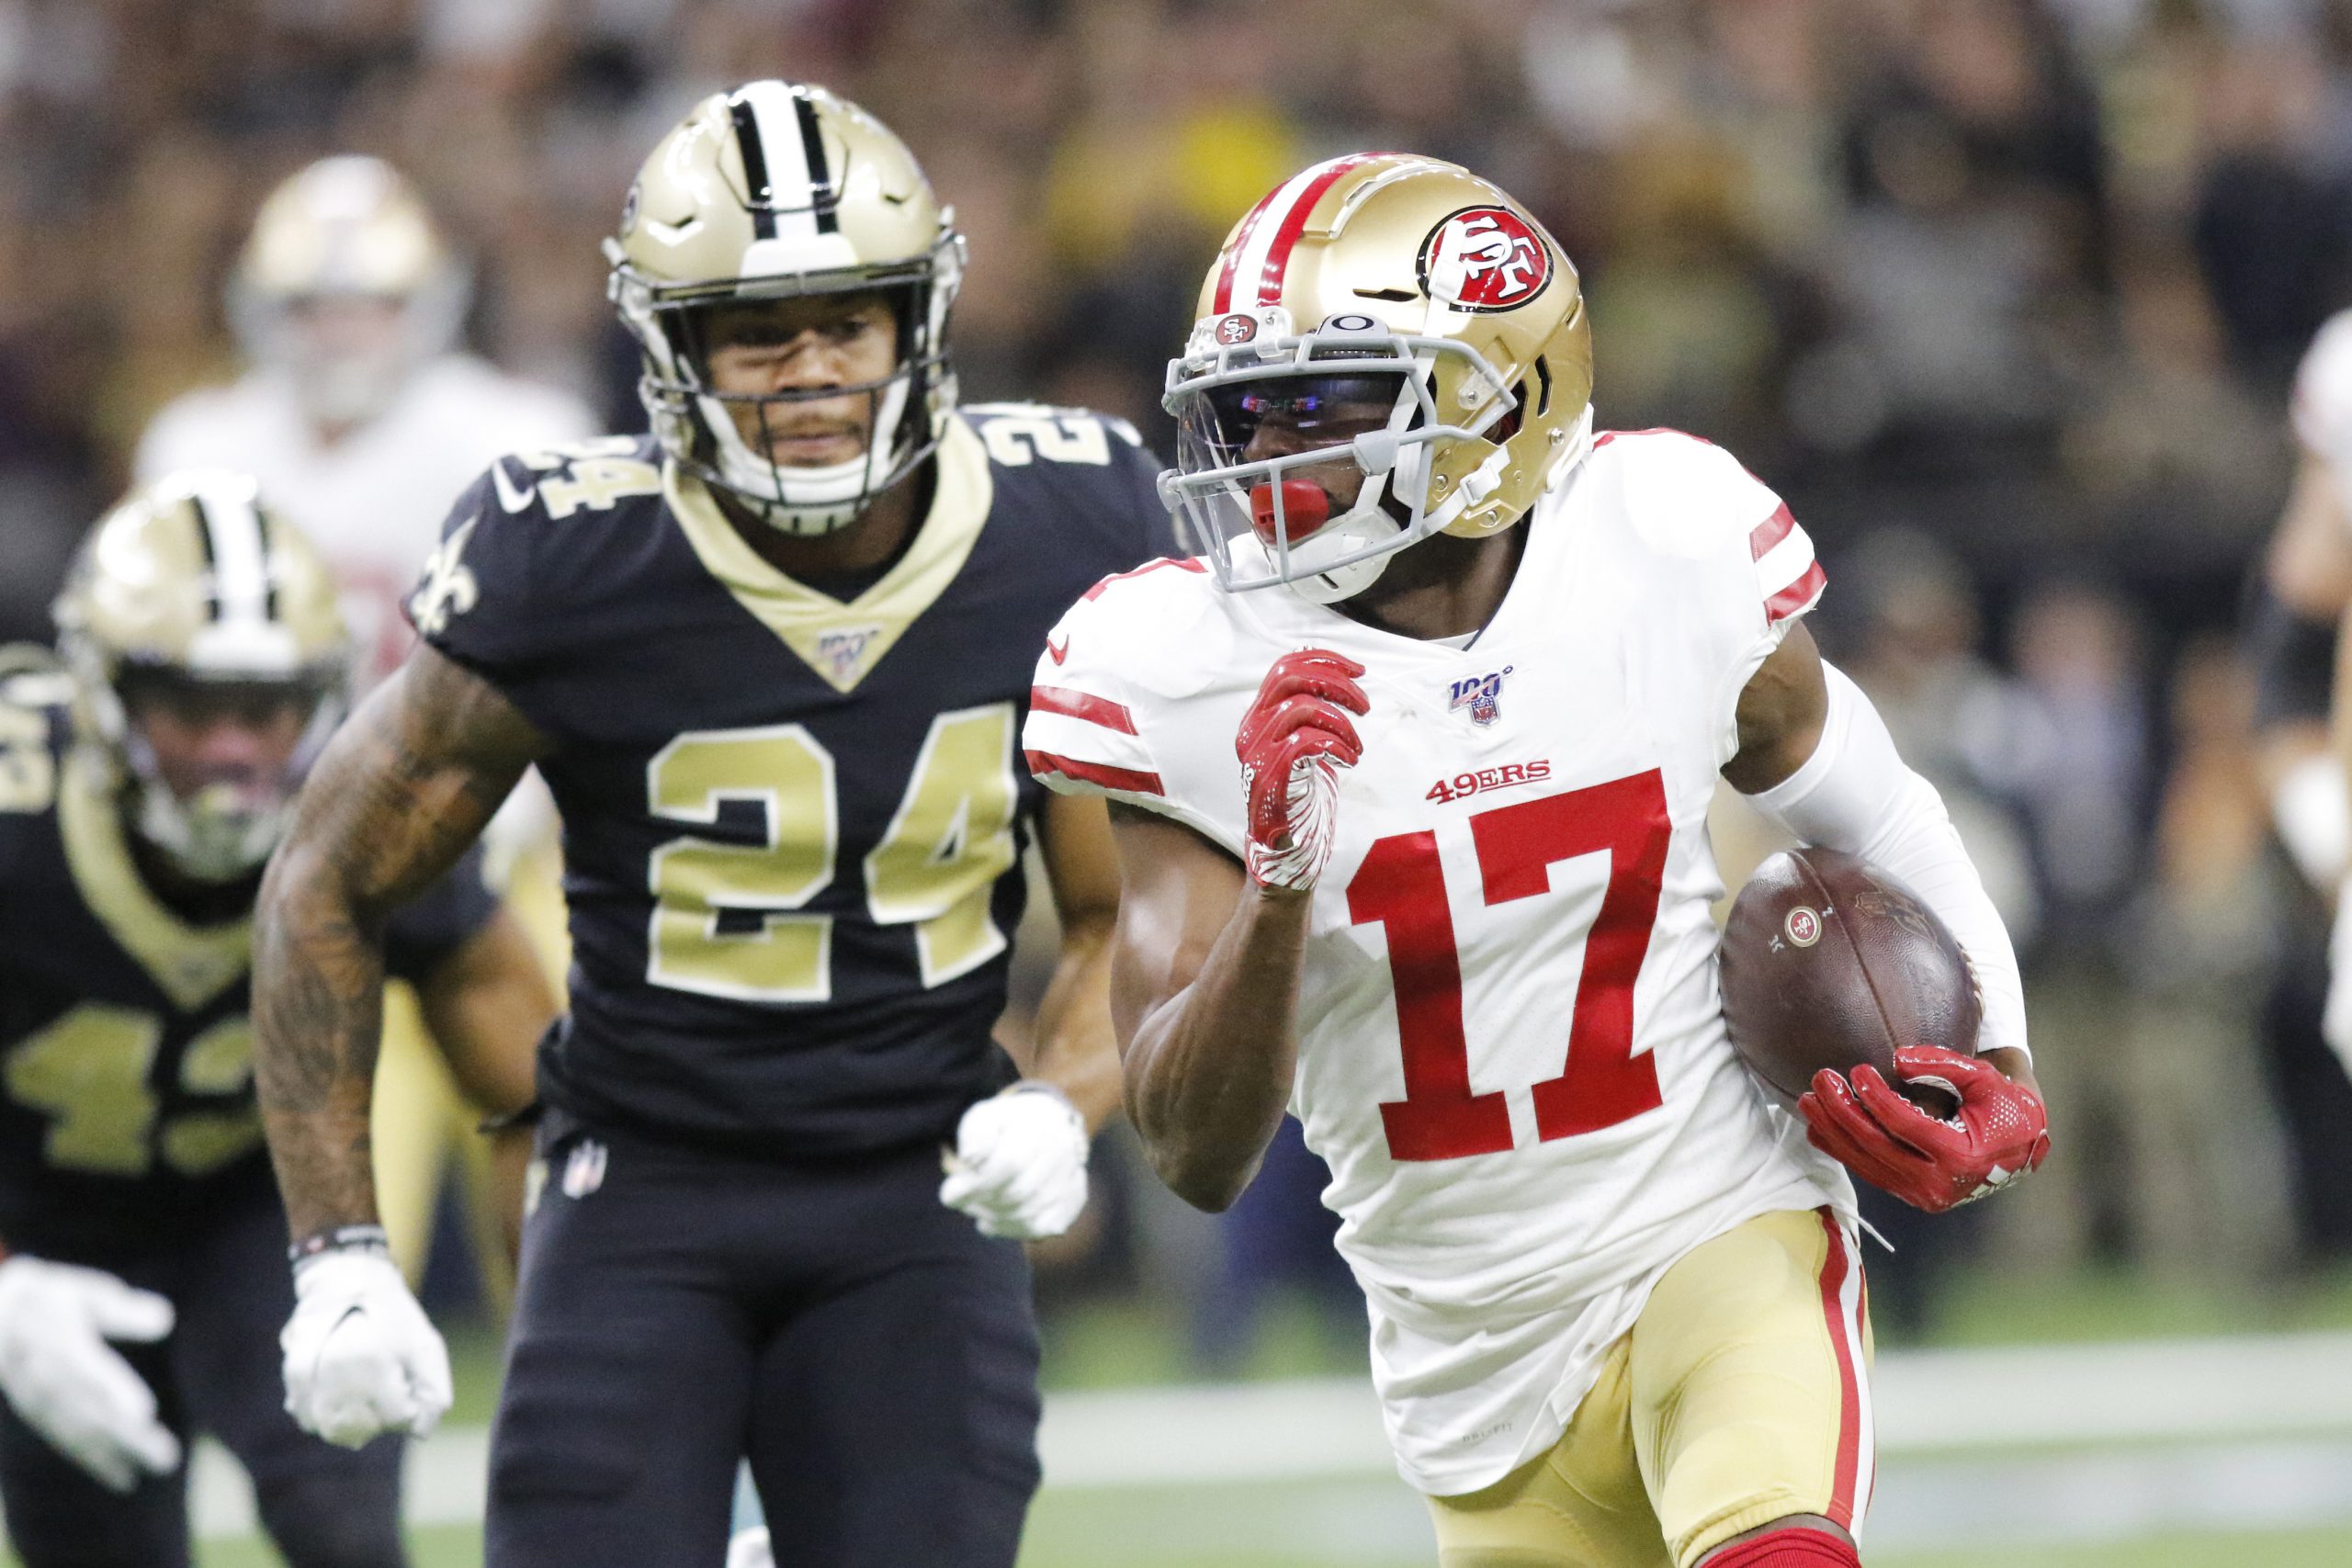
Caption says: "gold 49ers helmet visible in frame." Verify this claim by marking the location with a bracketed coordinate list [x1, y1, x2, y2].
[230, 156, 469, 428]
[605, 81, 966, 536]
[1163, 153, 1593, 603]
[51, 473, 350, 881]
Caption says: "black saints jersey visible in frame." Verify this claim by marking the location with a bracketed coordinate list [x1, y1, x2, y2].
[0, 678, 498, 1257]
[407, 408, 1176, 1156]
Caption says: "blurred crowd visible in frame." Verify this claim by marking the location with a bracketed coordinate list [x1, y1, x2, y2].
[7, 0, 2352, 1356]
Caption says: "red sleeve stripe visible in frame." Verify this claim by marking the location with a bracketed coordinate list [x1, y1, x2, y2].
[1024, 749, 1163, 796]
[1748, 502, 1799, 561]
[1765, 561, 1826, 624]
[1030, 684, 1137, 735]
[1081, 556, 1209, 602]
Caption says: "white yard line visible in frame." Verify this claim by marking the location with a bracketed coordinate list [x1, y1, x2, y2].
[177, 1332, 2352, 1541]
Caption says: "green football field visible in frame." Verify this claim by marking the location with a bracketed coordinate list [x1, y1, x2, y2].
[116, 1515, 2352, 1567]
[12, 1269, 2352, 1567]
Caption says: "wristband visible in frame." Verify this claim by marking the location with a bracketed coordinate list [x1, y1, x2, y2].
[288, 1224, 392, 1269]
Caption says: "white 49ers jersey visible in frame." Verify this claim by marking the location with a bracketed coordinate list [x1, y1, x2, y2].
[1026, 428, 1854, 1495]
[136, 355, 597, 689]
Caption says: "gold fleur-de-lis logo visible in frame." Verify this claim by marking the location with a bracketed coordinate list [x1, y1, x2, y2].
[408, 517, 481, 636]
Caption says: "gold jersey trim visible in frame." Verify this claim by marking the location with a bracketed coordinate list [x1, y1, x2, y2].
[58, 750, 252, 1011]
[663, 415, 993, 694]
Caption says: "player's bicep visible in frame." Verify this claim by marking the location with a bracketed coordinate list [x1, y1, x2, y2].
[276, 641, 550, 918]
[1105, 803, 1244, 1051]
[1724, 621, 1829, 795]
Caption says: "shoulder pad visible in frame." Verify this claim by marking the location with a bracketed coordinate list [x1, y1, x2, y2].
[481, 435, 667, 524]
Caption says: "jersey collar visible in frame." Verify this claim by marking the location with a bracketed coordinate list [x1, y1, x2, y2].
[663, 414, 993, 694]
[58, 750, 252, 1010]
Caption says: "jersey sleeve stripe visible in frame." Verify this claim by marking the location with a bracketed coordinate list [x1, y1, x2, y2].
[1082, 557, 1209, 602]
[1024, 748, 1163, 796]
[1031, 684, 1138, 735]
[1764, 560, 1826, 624]
[1747, 502, 1799, 561]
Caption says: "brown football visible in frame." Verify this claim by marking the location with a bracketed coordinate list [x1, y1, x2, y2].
[1718, 847, 1978, 1114]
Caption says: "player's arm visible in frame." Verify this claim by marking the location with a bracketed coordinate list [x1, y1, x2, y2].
[254, 641, 547, 1241]
[936, 792, 1124, 1240]
[1724, 624, 2049, 1212]
[1097, 650, 1368, 1213]
[1105, 806, 1307, 1213]
[1028, 791, 1125, 1131]
[253, 640, 547, 1448]
[412, 907, 554, 1264]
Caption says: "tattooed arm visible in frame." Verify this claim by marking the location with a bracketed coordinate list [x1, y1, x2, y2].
[254, 642, 550, 1245]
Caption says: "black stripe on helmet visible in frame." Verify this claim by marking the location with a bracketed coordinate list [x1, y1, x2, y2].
[791, 88, 839, 234]
[257, 507, 280, 620]
[187, 494, 224, 622]
[729, 93, 778, 241]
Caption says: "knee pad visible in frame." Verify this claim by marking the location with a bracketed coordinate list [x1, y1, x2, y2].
[1702, 1526, 1861, 1567]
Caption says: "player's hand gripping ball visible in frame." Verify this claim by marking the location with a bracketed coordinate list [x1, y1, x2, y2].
[1235, 649, 1370, 891]
[279, 1248, 452, 1449]
[0, 1255, 182, 1491]
[940, 1082, 1091, 1240]
[1800, 1044, 2051, 1213]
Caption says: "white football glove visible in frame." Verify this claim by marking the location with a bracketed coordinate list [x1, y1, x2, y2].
[280, 1248, 451, 1449]
[0, 1254, 182, 1491]
[939, 1084, 1091, 1240]
[726, 1526, 775, 1568]
[2325, 870, 2352, 1080]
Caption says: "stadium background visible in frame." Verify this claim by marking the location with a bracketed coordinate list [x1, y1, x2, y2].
[6, 0, 2352, 1562]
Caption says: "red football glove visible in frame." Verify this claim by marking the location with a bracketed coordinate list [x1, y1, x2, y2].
[1799, 1044, 2050, 1214]
[1236, 649, 1370, 891]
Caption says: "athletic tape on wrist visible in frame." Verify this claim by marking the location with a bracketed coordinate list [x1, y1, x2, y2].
[288, 1224, 392, 1269]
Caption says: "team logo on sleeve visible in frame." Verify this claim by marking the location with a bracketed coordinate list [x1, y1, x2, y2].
[1447, 665, 1510, 726]
[407, 517, 481, 635]
[1418, 207, 1551, 311]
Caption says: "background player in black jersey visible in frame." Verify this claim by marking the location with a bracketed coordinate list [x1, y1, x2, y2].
[0, 473, 549, 1567]
[251, 82, 1177, 1568]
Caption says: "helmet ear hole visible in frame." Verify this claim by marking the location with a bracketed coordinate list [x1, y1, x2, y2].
[1490, 384, 1525, 445]
[1533, 355, 1553, 417]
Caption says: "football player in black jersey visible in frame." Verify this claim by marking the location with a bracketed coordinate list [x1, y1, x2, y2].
[251, 83, 1177, 1568]
[0, 474, 550, 1568]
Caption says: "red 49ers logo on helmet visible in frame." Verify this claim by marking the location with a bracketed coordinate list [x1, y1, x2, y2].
[1417, 206, 1552, 312]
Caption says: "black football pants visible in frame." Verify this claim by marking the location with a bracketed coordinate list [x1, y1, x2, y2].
[486, 1112, 1042, 1568]
[0, 1193, 406, 1568]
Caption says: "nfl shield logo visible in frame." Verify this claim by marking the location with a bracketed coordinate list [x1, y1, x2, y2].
[1448, 666, 1510, 726]
[817, 626, 880, 684]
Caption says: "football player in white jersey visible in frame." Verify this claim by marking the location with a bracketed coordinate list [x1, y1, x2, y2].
[1024, 154, 2052, 1568]
[135, 155, 598, 1290]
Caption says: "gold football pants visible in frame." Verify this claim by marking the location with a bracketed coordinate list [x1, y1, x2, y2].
[1428, 1207, 1872, 1568]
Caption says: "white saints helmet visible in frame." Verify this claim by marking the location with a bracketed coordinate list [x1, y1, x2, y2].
[1162, 153, 1594, 604]
[605, 81, 966, 536]
[230, 155, 469, 427]
[51, 473, 350, 882]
